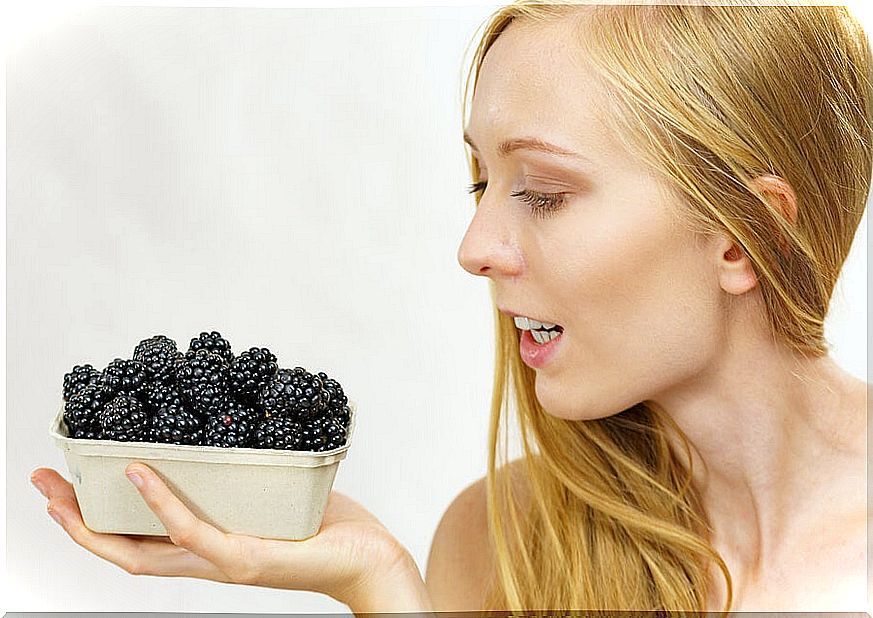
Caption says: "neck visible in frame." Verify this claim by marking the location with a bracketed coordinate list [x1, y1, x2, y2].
[650, 331, 866, 577]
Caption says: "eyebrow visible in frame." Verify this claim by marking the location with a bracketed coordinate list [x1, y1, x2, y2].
[463, 130, 589, 161]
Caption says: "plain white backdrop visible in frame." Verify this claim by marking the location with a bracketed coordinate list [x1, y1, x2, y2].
[5, 4, 867, 613]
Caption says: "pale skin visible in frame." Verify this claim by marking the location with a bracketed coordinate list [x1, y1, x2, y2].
[32, 11, 869, 614]
[453, 13, 869, 612]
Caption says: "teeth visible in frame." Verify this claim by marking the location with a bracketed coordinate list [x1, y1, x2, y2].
[529, 329, 562, 345]
[513, 315, 560, 336]
[513, 315, 561, 332]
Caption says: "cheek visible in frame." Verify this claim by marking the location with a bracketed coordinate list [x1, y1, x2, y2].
[544, 224, 721, 416]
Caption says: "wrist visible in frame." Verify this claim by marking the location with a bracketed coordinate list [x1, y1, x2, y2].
[345, 546, 434, 615]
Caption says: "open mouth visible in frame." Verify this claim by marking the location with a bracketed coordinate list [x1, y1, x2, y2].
[528, 325, 563, 345]
[511, 315, 564, 344]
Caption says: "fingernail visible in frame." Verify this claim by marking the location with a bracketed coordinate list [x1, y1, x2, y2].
[126, 472, 144, 489]
[31, 478, 48, 498]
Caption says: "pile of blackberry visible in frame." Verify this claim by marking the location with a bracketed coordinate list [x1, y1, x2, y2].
[61, 331, 352, 452]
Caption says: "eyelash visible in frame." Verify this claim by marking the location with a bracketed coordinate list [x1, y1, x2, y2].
[466, 181, 566, 220]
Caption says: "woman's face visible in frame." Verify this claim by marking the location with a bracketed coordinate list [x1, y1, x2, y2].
[458, 16, 726, 421]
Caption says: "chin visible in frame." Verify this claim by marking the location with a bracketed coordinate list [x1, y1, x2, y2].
[535, 383, 627, 422]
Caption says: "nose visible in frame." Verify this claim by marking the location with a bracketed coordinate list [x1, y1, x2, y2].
[456, 195, 524, 279]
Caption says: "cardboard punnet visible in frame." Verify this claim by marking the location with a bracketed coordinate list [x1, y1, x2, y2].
[50, 401, 356, 540]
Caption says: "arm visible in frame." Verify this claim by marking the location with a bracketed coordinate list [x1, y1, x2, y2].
[346, 548, 435, 615]
[32, 463, 434, 614]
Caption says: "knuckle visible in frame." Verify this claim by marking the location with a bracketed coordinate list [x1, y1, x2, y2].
[169, 523, 197, 549]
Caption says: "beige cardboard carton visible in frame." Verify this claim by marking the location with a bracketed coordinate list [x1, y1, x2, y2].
[50, 401, 356, 540]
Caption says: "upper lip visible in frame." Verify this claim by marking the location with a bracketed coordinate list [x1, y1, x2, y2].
[498, 307, 562, 326]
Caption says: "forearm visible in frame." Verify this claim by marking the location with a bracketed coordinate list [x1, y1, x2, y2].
[346, 551, 435, 616]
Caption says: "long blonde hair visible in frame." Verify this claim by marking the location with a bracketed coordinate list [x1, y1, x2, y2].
[460, 1, 872, 611]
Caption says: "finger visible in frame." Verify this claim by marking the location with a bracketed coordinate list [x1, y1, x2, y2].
[125, 462, 248, 578]
[47, 497, 231, 580]
[32, 468, 227, 580]
[30, 467, 69, 498]
[31, 469, 173, 543]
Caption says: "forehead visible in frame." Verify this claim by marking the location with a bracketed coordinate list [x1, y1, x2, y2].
[467, 15, 617, 156]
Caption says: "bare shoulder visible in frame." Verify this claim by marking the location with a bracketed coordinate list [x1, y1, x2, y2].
[424, 457, 532, 612]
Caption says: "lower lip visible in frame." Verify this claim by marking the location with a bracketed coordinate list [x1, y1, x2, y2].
[519, 329, 564, 368]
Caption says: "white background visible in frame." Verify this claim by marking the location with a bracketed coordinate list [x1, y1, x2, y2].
[5, 3, 868, 613]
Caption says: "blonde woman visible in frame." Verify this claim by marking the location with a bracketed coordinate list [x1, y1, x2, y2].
[31, 1, 870, 612]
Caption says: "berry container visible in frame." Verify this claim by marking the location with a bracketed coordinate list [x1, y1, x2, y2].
[49, 401, 356, 541]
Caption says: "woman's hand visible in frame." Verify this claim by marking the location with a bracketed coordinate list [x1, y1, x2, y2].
[30, 464, 432, 613]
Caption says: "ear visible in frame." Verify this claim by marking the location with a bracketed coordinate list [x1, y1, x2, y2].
[749, 174, 797, 223]
[716, 235, 758, 296]
[749, 174, 798, 251]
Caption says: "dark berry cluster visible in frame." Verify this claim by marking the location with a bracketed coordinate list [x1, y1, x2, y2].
[61, 331, 352, 452]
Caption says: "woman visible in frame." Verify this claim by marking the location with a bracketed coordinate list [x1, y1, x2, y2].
[31, 1, 870, 612]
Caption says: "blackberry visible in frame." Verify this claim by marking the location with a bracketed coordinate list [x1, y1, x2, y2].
[323, 416, 348, 448]
[317, 371, 349, 413]
[332, 404, 352, 430]
[298, 416, 329, 452]
[99, 395, 151, 442]
[261, 367, 329, 421]
[101, 358, 149, 399]
[72, 425, 104, 440]
[252, 416, 302, 450]
[229, 347, 278, 403]
[187, 382, 230, 416]
[187, 331, 234, 365]
[259, 368, 296, 418]
[149, 404, 203, 445]
[133, 335, 181, 385]
[63, 384, 108, 438]
[175, 349, 229, 398]
[141, 382, 185, 415]
[202, 400, 258, 448]
[63, 364, 102, 401]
